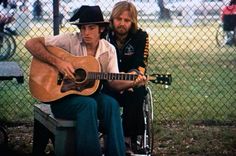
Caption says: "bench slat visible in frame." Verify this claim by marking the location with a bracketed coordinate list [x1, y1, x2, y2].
[34, 104, 76, 128]
[0, 61, 24, 83]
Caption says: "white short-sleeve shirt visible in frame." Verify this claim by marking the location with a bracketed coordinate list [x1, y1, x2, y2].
[45, 32, 119, 73]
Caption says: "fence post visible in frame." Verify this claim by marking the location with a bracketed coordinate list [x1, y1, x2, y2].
[53, 0, 60, 35]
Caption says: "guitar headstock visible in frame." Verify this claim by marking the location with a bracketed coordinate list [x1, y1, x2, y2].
[148, 73, 172, 85]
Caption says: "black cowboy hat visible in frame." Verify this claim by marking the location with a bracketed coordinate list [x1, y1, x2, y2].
[69, 5, 109, 26]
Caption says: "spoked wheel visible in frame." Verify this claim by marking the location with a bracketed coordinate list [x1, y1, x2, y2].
[133, 87, 154, 155]
[216, 23, 227, 47]
[0, 32, 12, 60]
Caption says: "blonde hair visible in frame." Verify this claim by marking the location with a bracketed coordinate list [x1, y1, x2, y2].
[109, 1, 138, 32]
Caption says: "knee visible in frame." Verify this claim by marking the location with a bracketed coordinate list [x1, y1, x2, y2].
[109, 98, 120, 110]
[74, 98, 98, 120]
[67, 95, 98, 112]
[79, 98, 98, 111]
[104, 97, 120, 115]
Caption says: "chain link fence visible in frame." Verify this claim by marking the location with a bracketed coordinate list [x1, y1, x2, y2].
[0, 0, 235, 155]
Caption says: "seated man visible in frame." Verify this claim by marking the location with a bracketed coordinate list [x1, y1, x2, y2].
[25, 5, 147, 156]
[105, 1, 149, 154]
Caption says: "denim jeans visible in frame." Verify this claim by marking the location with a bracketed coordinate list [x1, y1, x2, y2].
[50, 93, 125, 156]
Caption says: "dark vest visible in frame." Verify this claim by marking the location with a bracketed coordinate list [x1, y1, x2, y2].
[108, 29, 148, 73]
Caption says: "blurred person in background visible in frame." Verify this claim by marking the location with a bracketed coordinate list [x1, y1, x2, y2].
[0, 0, 14, 33]
[221, 0, 236, 46]
[0, 0, 17, 35]
[32, 0, 42, 21]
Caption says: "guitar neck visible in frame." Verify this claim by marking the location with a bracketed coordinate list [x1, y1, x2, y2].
[87, 72, 138, 81]
[86, 72, 172, 85]
[73, 68, 171, 85]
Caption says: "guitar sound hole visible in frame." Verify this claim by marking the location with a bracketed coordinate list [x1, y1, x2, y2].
[74, 68, 86, 82]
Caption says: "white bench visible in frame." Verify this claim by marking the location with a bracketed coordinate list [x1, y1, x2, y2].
[0, 61, 24, 83]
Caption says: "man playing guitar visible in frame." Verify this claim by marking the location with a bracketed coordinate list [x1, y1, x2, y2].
[25, 5, 146, 156]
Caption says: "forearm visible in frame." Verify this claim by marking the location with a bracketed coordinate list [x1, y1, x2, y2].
[24, 37, 61, 67]
[108, 71, 147, 91]
[108, 80, 134, 91]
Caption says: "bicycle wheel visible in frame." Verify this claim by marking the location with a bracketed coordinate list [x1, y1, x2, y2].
[216, 23, 227, 47]
[144, 87, 154, 154]
[135, 87, 154, 155]
[4, 32, 16, 58]
[0, 32, 12, 60]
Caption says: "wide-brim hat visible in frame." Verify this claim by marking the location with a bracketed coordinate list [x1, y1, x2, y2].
[69, 5, 109, 26]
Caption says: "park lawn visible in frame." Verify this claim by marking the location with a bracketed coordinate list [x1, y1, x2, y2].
[0, 20, 235, 155]
[1, 20, 235, 123]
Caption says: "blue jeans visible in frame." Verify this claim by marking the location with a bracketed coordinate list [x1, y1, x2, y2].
[50, 93, 125, 156]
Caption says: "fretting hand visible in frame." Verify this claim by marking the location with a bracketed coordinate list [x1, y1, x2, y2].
[133, 74, 147, 88]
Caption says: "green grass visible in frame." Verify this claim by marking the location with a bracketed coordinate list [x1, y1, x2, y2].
[141, 21, 236, 155]
[0, 19, 235, 155]
[154, 121, 236, 155]
[0, 20, 235, 123]
[143, 22, 236, 122]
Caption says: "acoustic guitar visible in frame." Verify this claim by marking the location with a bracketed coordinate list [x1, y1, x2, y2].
[29, 46, 172, 102]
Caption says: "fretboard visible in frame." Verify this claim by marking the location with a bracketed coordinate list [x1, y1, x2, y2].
[88, 72, 138, 80]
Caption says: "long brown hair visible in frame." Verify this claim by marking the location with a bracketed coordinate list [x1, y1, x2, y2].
[109, 1, 138, 33]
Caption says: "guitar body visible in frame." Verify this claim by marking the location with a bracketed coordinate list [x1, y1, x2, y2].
[29, 46, 101, 102]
